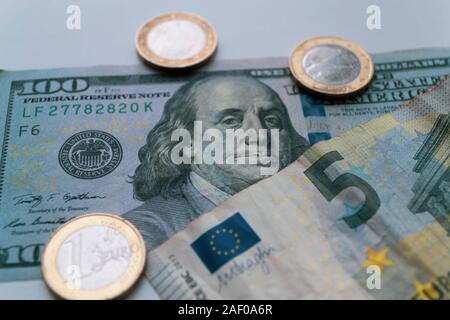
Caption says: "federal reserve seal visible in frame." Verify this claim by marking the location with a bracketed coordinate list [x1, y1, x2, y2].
[59, 130, 122, 179]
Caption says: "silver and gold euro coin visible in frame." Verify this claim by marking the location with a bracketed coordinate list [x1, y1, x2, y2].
[289, 36, 374, 96]
[41, 213, 146, 300]
[135, 12, 218, 69]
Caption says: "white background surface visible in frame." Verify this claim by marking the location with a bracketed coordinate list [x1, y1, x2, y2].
[1, 0, 450, 70]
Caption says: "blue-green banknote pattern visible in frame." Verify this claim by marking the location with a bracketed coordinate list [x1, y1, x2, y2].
[0, 49, 449, 287]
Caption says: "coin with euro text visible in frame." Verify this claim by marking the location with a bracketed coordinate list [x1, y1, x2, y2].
[41, 213, 146, 300]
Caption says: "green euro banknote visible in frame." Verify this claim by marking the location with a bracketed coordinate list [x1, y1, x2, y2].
[145, 75, 450, 300]
[0, 49, 449, 297]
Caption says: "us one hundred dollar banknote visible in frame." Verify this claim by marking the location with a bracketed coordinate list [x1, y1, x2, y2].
[0, 48, 449, 298]
[145, 75, 450, 300]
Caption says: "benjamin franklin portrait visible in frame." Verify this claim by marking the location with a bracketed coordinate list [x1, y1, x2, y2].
[123, 75, 309, 250]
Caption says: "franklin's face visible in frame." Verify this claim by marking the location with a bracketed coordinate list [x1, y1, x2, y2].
[189, 76, 293, 194]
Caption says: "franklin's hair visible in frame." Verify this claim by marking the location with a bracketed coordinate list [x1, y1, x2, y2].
[131, 75, 309, 201]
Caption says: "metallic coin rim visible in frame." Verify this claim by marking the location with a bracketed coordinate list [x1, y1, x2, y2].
[289, 36, 374, 96]
[135, 12, 218, 69]
[41, 213, 146, 300]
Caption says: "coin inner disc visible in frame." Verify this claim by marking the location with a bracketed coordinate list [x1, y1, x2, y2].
[301, 44, 361, 86]
[146, 19, 206, 60]
[56, 225, 131, 290]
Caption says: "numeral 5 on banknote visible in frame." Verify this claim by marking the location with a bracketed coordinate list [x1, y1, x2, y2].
[304, 151, 381, 228]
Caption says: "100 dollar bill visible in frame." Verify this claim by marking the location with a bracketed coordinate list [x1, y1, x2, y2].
[0, 49, 449, 288]
[0, 59, 310, 282]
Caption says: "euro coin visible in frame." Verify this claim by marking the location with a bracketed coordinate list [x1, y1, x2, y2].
[135, 12, 218, 69]
[289, 36, 374, 96]
[41, 213, 146, 300]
